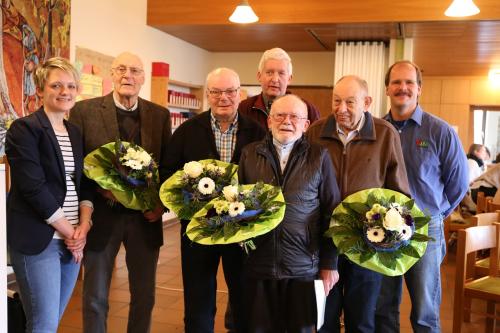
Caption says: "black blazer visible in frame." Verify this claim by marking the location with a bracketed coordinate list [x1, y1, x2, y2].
[6, 108, 84, 255]
[69, 93, 171, 250]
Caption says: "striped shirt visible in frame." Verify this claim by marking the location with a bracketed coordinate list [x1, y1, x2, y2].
[53, 129, 79, 239]
[210, 112, 238, 163]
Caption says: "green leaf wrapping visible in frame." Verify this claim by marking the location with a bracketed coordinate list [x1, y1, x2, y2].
[326, 188, 430, 276]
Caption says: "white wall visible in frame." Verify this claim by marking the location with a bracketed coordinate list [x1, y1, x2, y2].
[211, 52, 335, 86]
[70, 0, 211, 100]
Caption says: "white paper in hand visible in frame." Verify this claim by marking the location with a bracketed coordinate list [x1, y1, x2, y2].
[314, 279, 326, 329]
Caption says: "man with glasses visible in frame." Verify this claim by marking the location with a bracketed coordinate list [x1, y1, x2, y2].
[375, 61, 468, 333]
[238, 94, 340, 332]
[69, 52, 171, 333]
[164, 67, 266, 333]
[306, 75, 410, 333]
[238, 47, 320, 129]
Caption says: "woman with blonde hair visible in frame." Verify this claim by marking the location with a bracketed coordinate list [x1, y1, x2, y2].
[6, 57, 93, 332]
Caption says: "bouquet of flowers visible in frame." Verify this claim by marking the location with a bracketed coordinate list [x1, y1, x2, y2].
[325, 188, 432, 276]
[186, 182, 286, 252]
[159, 159, 238, 220]
[84, 140, 160, 211]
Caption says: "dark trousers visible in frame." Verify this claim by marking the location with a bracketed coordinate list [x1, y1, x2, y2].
[83, 212, 160, 333]
[319, 256, 383, 333]
[244, 276, 316, 333]
[180, 223, 244, 333]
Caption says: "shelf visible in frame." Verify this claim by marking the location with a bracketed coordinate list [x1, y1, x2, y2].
[168, 103, 198, 110]
[151, 76, 204, 114]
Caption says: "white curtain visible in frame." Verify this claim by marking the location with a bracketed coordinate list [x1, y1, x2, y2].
[334, 41, 387, 117]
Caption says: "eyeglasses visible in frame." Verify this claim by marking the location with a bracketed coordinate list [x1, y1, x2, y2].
[207, 87, 240, 98]
[112, 66, 144, 76]
[270, 113, 308, 123]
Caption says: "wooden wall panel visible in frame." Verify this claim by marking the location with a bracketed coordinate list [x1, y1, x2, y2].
[441, 79, 470, 104]
[470, 79, 500, 105]
[287, 87, 333, 119]
[440, 104, 470, 149]
[420, 79, 442, 104]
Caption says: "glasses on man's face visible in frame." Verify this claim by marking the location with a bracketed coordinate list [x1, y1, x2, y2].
[207, 87, 239, 98]
[270, 113, 307, 123]
[112, 66, 144, 77]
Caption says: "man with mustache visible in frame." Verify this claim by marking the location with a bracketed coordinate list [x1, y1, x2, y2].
[307, 75, 410, 333]
[238, 47, 320, 129]
[375, 60, 468, 333]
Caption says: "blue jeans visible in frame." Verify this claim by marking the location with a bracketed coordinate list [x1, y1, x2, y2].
[375, 215, 446, 333]
[10, 239, 80, 333]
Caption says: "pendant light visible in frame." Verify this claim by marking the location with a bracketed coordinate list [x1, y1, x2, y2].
[229, 0, 259, 24]
[444, 0, 480, 17]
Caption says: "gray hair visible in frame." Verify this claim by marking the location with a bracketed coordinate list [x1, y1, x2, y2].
[258, 47, 293, 75]
[205, 67, 241, 88]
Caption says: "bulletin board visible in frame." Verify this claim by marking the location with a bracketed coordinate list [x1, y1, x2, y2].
[75, 47, 114, 100]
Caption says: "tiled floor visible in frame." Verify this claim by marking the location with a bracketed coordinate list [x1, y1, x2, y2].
[57, 222, 491, 333]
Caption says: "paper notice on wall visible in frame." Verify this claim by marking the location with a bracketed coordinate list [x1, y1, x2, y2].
[80, 73, 103, 98]
[315, 280, 326, 330]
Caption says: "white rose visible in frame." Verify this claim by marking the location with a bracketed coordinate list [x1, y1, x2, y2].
[184, 161, 203, 178]
[383, 207, 405, 231]
[222, 185, 239, 202]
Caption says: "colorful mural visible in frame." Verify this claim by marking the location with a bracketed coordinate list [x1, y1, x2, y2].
[0, 0, 70, 154]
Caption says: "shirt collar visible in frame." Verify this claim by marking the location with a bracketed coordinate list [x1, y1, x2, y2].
[336, 111, 366, 135]
[386, 104, 423, 126]
[210, 111, 238, 130]
[272, 137, 296, 151]
[113, 92, 138, 111]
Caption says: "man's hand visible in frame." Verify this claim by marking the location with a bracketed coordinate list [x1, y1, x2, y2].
[143, 205, 164, 223]
[319, 269, 339, 295]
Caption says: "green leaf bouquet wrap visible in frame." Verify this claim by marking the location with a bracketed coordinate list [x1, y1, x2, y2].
[159, 159, 238, 220]
[325, 188, 432, 276]
[84, 140, 160, 212]
[186, 182, 286, 252]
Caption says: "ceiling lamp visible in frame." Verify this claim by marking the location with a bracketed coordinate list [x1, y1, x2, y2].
[444, 0, 480, 17]
[229, 0, 259, 24]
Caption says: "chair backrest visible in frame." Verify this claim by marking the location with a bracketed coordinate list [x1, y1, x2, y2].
[476, 191, 487, 213]
[457, 223, 499, 276]
[488, 201, 500, 212]
[473, 211, 500, 226]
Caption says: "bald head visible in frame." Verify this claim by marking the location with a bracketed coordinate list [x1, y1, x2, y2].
[110, 51, 145, 108]
[332, 75, 372, 133]
[205, 67, 241, 124]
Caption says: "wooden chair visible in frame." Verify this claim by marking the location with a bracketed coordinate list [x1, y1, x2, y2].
[487, 201, 500, 212]
[444, 212, 476, 262]
[467, 212, 500, 277]
[452, 223, 500, 333]
[476, 192, 489, 214]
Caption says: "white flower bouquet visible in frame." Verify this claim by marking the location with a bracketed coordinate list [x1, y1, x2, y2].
[186, 182, 285, 252]
[84, 140, 160, 211]
[325, 188, 432, 276]
[159, 159, 238, 220]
